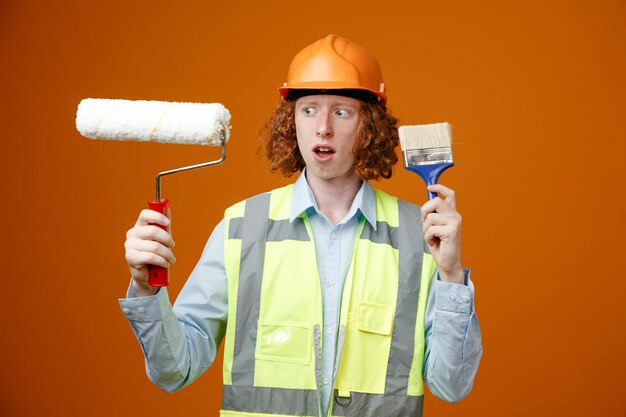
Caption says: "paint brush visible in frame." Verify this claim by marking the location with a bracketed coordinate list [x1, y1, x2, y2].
[398, 122, 454, 200]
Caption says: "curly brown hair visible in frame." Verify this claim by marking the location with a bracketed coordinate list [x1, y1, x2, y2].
[259, 98, 399, 181]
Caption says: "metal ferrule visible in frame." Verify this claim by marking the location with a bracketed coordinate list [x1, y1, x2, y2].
[403, 147, 453, 167]
[155, 124, 228, 201]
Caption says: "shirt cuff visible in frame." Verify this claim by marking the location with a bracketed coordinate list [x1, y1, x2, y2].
[124, 278, 163, 299]
[434, 268, 473, 314]
[118, 286, 171, 322]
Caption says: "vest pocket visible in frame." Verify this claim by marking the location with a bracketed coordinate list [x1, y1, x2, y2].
[357, 302, 394, 336]
[255, 320, 313, 365]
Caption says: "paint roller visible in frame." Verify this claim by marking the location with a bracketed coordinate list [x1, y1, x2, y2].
[76, 98, 231, 287]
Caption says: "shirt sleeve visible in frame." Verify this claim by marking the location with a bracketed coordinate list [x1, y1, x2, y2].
[118, 220, 228, 393]
[423, 269, 483, 402]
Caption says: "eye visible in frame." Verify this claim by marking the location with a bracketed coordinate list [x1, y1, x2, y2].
[303, 107, 316, 115]
[334, 108, 350, 117]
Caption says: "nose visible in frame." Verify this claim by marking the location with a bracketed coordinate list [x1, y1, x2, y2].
[316, 112, 333, 138]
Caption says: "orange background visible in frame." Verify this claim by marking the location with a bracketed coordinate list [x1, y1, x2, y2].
[2, 0, 625, 416]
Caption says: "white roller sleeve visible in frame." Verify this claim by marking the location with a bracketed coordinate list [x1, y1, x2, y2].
[76, 98, 231, 145]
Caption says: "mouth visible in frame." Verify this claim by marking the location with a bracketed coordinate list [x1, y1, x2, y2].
[313, 145, 336, 156]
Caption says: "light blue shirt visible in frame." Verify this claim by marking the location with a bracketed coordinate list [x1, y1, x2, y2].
[120, 173, 482, 415]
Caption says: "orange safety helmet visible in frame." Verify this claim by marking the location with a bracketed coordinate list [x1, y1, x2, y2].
[278, 34, 387, 104]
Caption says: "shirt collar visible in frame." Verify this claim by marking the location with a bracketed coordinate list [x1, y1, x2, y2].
[290, 169, 377, 230]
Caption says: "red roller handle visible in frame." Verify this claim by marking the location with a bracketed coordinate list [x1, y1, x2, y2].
[147, 199, 170, 287]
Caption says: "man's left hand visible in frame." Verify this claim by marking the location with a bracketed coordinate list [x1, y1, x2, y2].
[421, 184, 465, 285]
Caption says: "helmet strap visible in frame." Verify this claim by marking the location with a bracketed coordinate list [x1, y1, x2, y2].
[286, 89, 379, 104]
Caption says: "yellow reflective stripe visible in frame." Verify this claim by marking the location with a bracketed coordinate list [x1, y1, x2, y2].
[260, 241, 320, 323]
[221, 412, 295, 417]
[268, 184, 293, 221]
[407, 252, 436, 395]
[254, 189, 321, 390]
[254, 241, 319, 389]
[335, 227, 398, 394]
[226, 199, 246, 218]
[301, 211, 314, 239]
[373, 188, 399, 227]
[337, 217, 366, 329]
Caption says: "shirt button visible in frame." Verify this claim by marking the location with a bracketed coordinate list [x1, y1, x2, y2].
[449, 294, 457, 302]
[137, 307, 145, 313]
[327, 328, 333, 334]
[122, 308, 130, 314]
[323, 378, 329, 385]
[330, 232, 337, 240]
[461, 296, 469, 303]
[329, 278, 337, 285]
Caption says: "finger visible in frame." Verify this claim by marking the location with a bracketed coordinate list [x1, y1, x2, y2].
[135, 209, 171, 228]
[424, 211, 462, 226]
[420, 198, 438, 222]
[129, 225, 175, 248]
[425, 213, 461, 236]
[421, 197, 454, 222]
[427, 184, 456, 210]
[422, 212, 449, 231]
[125, 238, 176, 264]
[424, 225, 450, 244]
[165, 207, 173, 236]
[126, 249, 171, 269]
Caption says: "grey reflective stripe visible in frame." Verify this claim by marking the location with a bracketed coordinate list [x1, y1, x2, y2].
[229, 217, 310, 242]
[314, 324, 322, 391]
[385, 200, 423, 396]
[232, 216, 393, 245]
[331, 391, 423, 417]
[231, 193, 270, 386]
[360, 221, 399, 249]
[269, 217, 310, 242]
[228, 217, 242, 239]
[222, 385, 319, 416]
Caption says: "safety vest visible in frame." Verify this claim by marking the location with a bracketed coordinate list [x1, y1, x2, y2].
[220, 184, 436, 417]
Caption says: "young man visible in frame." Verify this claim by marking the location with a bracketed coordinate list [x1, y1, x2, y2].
[122, 34, 482, 417]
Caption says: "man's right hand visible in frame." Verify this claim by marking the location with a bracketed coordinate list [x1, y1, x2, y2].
[124, 208, 176, 297]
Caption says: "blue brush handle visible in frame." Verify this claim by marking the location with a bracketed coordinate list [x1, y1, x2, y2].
[406, 162, 454, 200]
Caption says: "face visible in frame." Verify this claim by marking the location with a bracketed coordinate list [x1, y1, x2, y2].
[294, 94, 362, 185]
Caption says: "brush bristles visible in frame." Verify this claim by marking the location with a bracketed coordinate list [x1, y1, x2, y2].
[398, 122, 452, 151]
